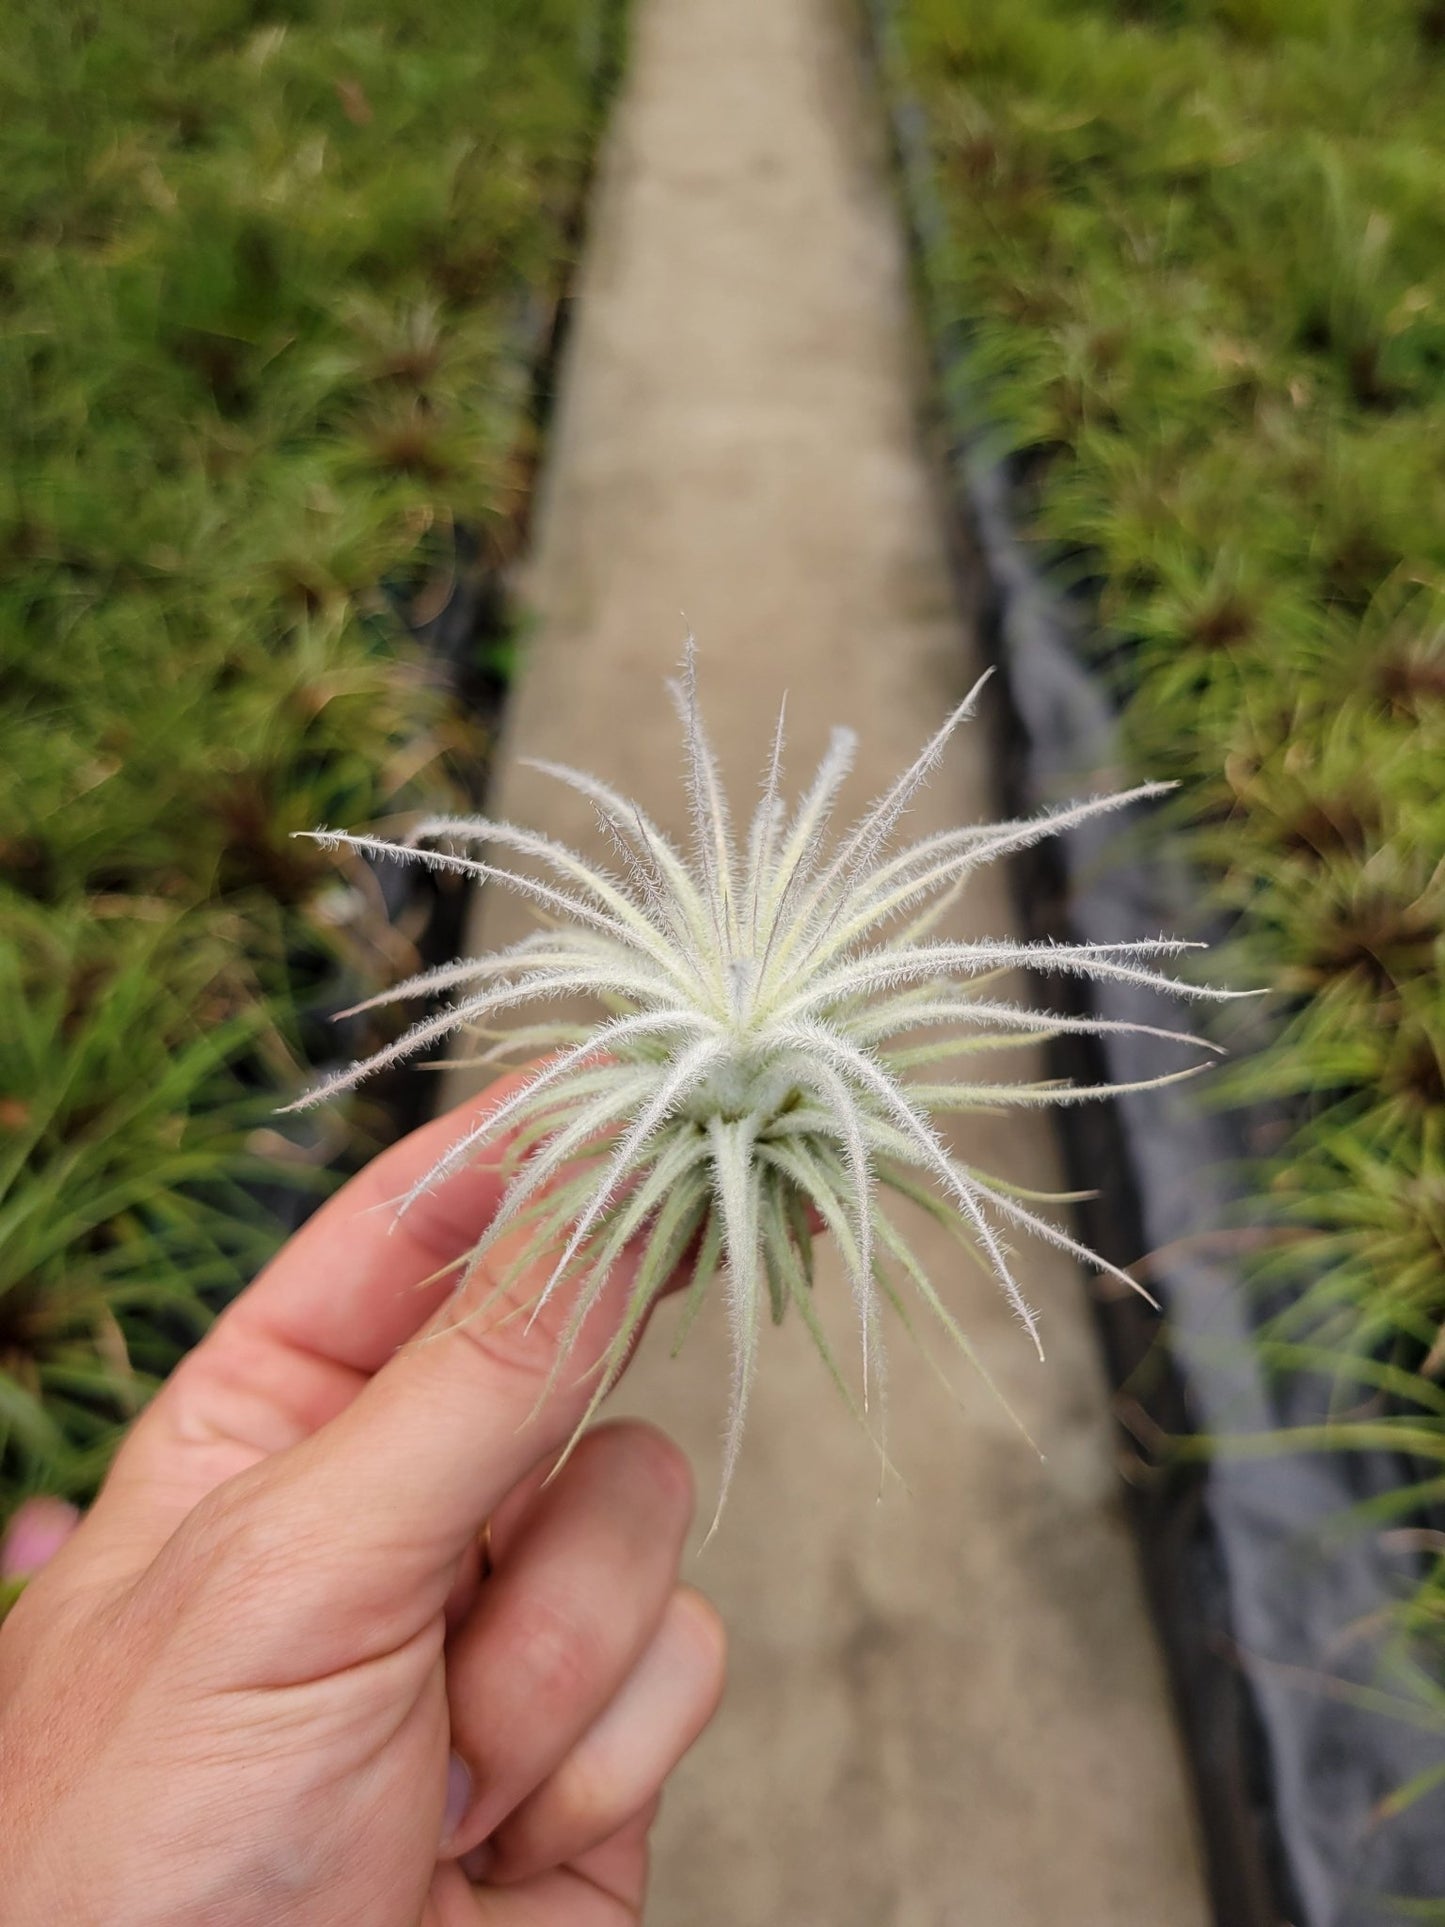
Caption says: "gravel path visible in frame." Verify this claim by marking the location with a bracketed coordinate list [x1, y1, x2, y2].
[448, 0, 1211, 1917]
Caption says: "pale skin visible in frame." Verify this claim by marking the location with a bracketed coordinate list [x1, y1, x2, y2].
[0, 1071, 727, 1926]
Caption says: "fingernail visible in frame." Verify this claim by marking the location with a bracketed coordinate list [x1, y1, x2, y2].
[460, 1841, 495, 1884]
[0, 1499, 80, 1580]
[442, 1752, 472, 1845]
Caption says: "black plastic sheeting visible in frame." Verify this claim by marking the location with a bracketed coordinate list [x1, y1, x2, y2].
[861, 4, 1445, 1921]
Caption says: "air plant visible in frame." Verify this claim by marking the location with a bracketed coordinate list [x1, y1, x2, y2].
[290, 647, 1237, 1510]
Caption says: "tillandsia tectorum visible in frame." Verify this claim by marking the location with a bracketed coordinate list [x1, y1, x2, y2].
[288, 646, 1241, 1514]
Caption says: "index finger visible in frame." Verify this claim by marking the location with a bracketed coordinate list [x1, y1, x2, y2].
[88, 1074, 538, 1554]
[175, 1207, 692, 1685]
[235, 1070, 536, 1369]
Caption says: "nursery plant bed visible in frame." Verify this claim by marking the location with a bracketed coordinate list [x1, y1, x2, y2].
[113, 0, 632, 1237]
[0, 0, 629, 1524]
[959, 516, 1445, 1927]
[281, 0, 630, 1139]
[860, 1, 1445, 1920]
[277, 28, 628, 1216]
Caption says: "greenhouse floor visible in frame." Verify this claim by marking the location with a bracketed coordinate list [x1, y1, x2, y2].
[446, 0, 1211, 1917]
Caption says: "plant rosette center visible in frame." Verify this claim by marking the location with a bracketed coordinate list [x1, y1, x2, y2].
[680, 1050, 804, 1128]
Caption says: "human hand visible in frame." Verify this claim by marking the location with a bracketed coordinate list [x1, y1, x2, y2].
[0, 1072, 726, 1926]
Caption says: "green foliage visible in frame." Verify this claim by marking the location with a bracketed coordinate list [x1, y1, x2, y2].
[0, 0, 621, 1523]
[884, 0, 1445, 1775]
[0, 901, 290, 1494]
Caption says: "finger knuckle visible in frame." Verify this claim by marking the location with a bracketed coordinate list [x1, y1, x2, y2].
[507, 1589, 609, 1729]
[629, 1425, 696, 1525]
[591, 1421, 694, 1531]
[180, 1474, 309, 1598]
[439, 1289, 553, 1395]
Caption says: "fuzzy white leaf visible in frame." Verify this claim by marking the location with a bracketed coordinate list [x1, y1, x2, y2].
[297, 651, 1237, 1516]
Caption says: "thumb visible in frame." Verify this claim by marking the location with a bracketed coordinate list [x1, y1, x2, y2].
[175, 1204, 670, 1680]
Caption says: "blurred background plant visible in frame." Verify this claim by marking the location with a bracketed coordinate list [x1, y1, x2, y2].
[0, 0, 623, 1524]
[883, 0, 1445, 1808]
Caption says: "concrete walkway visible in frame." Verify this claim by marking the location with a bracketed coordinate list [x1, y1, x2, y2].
[451, 0, 1211, 1918]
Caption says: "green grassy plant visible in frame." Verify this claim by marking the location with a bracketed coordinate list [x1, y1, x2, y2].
[0, 0, 623, 1527]
[0, 902, 291, 1496]
[883, 0, 1445, 1786]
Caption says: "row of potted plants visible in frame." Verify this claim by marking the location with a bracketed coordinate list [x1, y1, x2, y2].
[0, 0, 625, 1534]
[865, 0, 1445, 1918]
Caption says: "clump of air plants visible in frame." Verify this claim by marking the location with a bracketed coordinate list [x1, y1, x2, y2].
[290, 647, 1238, 1510]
